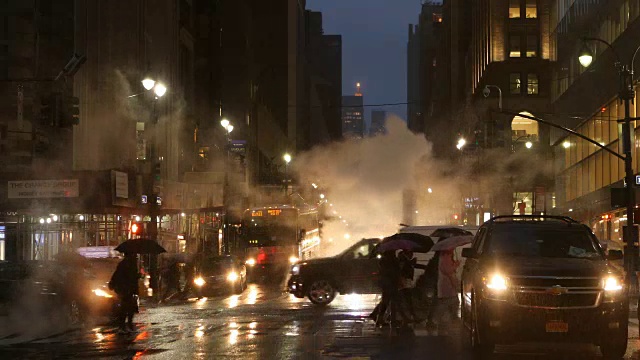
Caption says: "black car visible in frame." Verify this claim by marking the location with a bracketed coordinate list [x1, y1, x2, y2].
[287, 238, 381, 305]
[461, 215, 628, 358]
[193, 255, 247, 296]
[0, 261, 89, 326]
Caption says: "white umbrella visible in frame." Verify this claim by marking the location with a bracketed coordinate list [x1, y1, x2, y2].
[431, 235, 474, 252]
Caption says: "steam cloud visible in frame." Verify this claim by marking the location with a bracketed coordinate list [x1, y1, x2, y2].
[294, 114, 555, 257]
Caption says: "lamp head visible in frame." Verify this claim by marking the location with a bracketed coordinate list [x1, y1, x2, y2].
[153, 83, 167, 97]
[283, 153, 292, 164]
[220, 119, 230, 129]
[578, 43, 594, 68]
[142, 78, 156, 91]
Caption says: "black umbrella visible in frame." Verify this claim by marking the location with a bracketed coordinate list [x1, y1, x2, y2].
[430, 227, 473, 239]
[115, 239, 167, 255]
[377, 233, 434, 253]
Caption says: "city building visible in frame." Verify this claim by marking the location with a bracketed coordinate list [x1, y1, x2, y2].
[407, 1, 443, 135]
[407, 23, 422, 131]
[342, 84, 365, 139]
[370, 110, 386, 136]
[407, 0, 555, 225]
[306, 11, 343, 144]
[549, 0, 640, 246]
[464, 0, 555, 220]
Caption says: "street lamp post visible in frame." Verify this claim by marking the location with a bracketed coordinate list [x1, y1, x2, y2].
[283, 153, 292, 197]
[580, 38, 640, 288]
[220, 119, 233, 253]
[483, 85, 503, 111]
[135, 77, 167, 301]
[512, 135, 533, 152]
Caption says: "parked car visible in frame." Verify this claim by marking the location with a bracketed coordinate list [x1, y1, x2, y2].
[193, 255, 247, 296]
[287, 238, 381, 305]
[461, 215, 628, 358]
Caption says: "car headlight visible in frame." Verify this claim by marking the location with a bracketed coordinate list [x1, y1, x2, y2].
[603, 276, 623, 292]
[484, 274, 508, 291]
[92, 288, 113, 298]
[289, 256, 299, 264]
[227, 272, 239, 282]
[245, 258, 256, 266]
[291, 264, 300, 276]
[194, 277, 206, 287]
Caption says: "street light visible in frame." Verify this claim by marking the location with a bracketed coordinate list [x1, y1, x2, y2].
[283, 153, 292, 197]
[153, 83, 167, 98]
[142, 78, 156, 91]
[483, 85, 503, 111]
[512, 135, 533, 152]
[563, 141, 571, 149]
[580, 37, 640, 288]
[456, 138, 466, 150]
[220, 118, 234, 253]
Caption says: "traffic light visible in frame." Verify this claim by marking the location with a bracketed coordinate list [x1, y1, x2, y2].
[130, 222, 141, 236]
[40, 94, 60, 126]
[59, 96, 80, 127]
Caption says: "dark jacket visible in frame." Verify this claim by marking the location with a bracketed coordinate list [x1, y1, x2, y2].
[109, 257, 139, 296]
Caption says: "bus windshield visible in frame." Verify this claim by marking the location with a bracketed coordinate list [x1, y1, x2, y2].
[244, 208, 298, 246]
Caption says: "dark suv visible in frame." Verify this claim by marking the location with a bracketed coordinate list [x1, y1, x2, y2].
[287, 238, 381, 305]
[461, 215, 628, 358]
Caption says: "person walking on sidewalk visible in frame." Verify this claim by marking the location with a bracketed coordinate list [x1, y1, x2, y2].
[109, 252, 140, 333]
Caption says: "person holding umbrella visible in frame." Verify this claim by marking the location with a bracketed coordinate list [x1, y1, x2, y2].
[368, 250, 400, 326]
[430, 234, 472, 331]
[109, 252, 140, 333]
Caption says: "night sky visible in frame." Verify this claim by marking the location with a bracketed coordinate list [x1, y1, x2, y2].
[306, 0, 423, 128]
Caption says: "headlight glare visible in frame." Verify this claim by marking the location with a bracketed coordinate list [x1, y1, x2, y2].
[92, 288, 113, 298]
[289, 256, 299, 264]
[245, 258, 256, 266]
[194, 277, 206, 287]
[485, 274, 508, 291]
[603, 276, 623, 292]
[227, 272, 239, 282]
[291, 264, 300, 275]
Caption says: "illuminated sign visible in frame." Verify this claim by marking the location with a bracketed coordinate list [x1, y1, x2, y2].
[251, 210, 264, 217]
[268, 209, 282, 216]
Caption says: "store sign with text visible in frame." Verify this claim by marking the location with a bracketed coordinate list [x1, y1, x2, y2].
[8, 179, 79, 199]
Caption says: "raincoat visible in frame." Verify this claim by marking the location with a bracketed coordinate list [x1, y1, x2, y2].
[437, 250, 460, 299]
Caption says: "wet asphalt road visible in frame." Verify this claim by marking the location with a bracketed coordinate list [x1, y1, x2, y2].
[1, 283, 640, 359]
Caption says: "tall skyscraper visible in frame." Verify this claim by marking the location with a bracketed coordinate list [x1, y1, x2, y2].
[370, 110, 386, 136]
[342, 83, 364, 139]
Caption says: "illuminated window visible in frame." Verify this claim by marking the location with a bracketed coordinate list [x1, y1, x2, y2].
[527, 74, 539, 95]
[432, 13, 442, 23]
[509, 34, 521, 57]
[526, 35, 538, 57]
[526, 0, 537, 18]
[510, 73, 522, 94]
[509, 0, 521, 18]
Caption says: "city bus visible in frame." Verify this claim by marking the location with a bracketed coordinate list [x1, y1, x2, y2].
[241, 205, 320, 278]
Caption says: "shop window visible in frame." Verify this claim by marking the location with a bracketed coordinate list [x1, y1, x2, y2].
[526, 0, 537, 18]
[509, 0, 521, 18]
[509, 34, 522, 57]
[527, 74, 539, 95]
[510, 73, 522, 94]
[526, 35, 538, 57]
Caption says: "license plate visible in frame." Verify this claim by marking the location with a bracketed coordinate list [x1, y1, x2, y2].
[545, 321, 569, 333]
